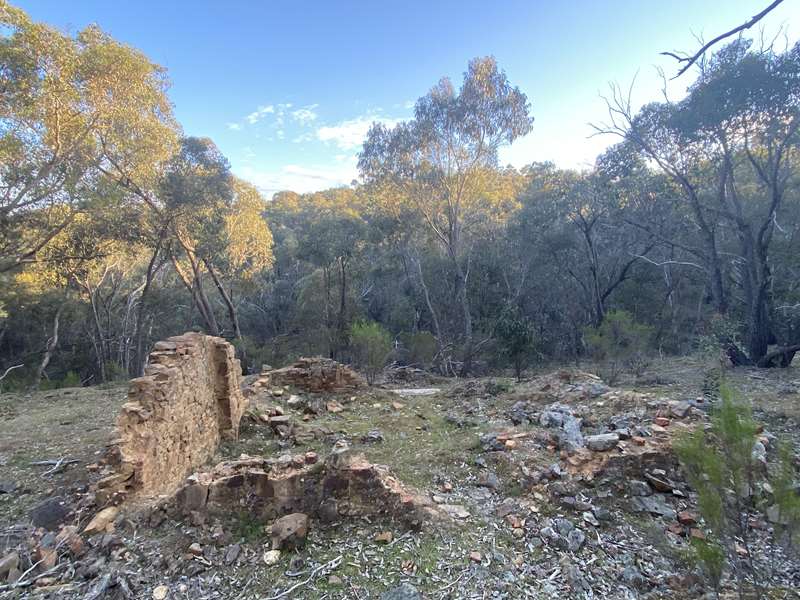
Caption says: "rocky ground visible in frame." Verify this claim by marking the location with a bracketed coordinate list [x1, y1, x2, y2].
[1, 358, 799, 599]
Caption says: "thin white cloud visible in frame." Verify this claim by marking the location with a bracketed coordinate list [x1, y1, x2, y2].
[291, 104, 319, 126]
[246, 104, 275, 125]
[227, 122, 242, 131]
[238, 158, 358, 197]
[317, 115, 403, 151]
[292, 132, 314, 144]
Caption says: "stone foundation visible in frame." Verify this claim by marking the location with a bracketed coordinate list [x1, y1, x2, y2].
[96, 333, 246, 504]
[170, 446, 444, 529]
[267, 357, 365, 393]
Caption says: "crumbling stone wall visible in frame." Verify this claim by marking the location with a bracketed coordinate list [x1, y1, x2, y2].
[97, 333, 246, 504]
[169, 447, 444, 529]
[268, 357, 365, 393]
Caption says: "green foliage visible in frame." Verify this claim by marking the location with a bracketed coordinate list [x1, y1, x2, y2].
[398, 331, 438, 369]
[60, 370, 82, 388]
[232, 511, 264, 542]
[232, 336, 273, 375]
[2, 24, 800, 386]
[772, 442, 800, 546]
[350, 320, 392, 384]
[690, 538, 726, 593]
[676, 383, 800, 595]
[103, 362, 128, 383]
[584, 310, 653, 383]
[495, 311, 536, 381]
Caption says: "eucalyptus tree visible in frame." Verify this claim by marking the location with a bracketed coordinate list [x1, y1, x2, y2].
[0, 2, 178, 272]
[679, 40, 800, 365]
[359, 57, 533, 374]
[598, 40, 800, 366]
[161, 138, 273, 339]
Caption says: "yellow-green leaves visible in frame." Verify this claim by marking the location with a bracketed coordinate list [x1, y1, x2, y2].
[225, 178, 274, 281]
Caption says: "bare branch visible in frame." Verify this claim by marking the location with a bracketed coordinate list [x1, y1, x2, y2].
[0, 364, 24, 382]
[631, 254, 705, 271]
[663, 0, 786, 78]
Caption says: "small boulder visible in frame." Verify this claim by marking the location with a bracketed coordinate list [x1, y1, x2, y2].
[477, 471, 499, 489]
[629, 480, 652, 497]
[263, 549, 281, 565]
[374, 531, 393, 544]
[83, 506, 119, 535]
[270, 513, 309, 550]
[152, 585, 169, 600]
[0, 552, 19, 579]
[585, 433, 619, 452]
[224, 544, 241, 565]
[30, 496, 69, 531]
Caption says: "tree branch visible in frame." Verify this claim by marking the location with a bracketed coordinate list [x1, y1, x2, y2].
[663, 0, 785, 78]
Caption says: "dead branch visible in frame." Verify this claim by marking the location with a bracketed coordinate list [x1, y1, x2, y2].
[630, 254, 705, 271]
[663, 0, 785, 78]
[31, 457, 80, 478]
[0, 363, 23, 382]
[262, 554, 343, 600]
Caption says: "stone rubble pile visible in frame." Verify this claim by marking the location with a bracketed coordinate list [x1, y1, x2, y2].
[263, 357, 366, 393]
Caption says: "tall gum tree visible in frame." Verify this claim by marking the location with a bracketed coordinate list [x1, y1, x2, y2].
[0, 2, 178, 272]
[597, 40, 800, 366]
[359, 56, 533, 375]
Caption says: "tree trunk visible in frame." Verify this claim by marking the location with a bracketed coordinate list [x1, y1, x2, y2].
[31, 304, 64, 391]
[414, 256, 446, 371]
[87, 286, 107, 383]
[204, 259, 241, 339]
[454, 257, 474, 377]
[132, 243, 162, 377]
[336, 256, 348, 359]
[171, 254, 220, 336]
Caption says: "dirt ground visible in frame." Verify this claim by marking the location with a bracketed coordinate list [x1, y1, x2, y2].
[1, 357, 799, 599]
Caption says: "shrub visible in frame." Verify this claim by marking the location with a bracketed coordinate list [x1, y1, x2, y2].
[676, 383, 800, 598]
[60, 370, 82, 388]
[103, 362, 128, 382]
[349, 320, 392, 384]
[398, 331, 438, 369]
[495, 312, 536, 381]
[584, 310, 653, 384]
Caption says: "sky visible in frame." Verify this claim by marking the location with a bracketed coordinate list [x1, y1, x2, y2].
[13, 0, 800, 197]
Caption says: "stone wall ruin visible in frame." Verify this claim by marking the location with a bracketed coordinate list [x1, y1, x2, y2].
[96, 333, 246, 504]
[169, 446, 445, 529]
[267, 357, 366, 393]
[94, 336, 446, 530]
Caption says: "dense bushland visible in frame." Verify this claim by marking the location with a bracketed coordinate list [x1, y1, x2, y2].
[2, 2, 800, 388]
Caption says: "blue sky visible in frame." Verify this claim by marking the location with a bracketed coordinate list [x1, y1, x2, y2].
[14, 0, 800, 196]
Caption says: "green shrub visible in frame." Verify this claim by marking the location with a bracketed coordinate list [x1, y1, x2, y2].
[495, 312, 536, 381]
[233, 336, 274, 374]
[772, 441, 800, 547]
[584, 310, 652, 384]
[60, 370, 82, 388]
[398, 331, 438, 369]
[349, 320, 392, 384]
[676, 383, 800, 597]
[103, 362, 128, 382]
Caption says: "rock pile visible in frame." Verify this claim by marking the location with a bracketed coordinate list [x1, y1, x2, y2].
[267, 357, 366, 393]
[167, 445, 444, 529]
